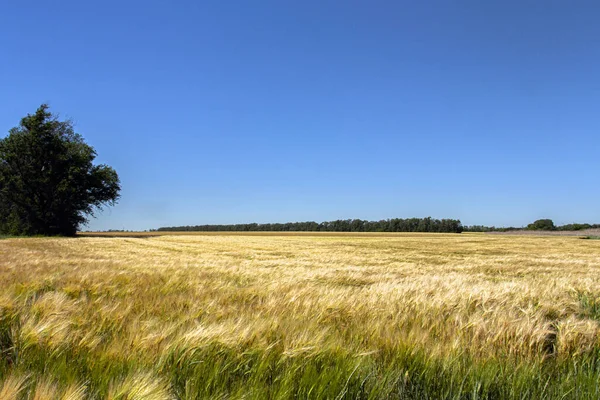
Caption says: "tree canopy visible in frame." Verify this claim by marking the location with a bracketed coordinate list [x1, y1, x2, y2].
[526, 219, 556, 231]
[0, 105, 120, 236]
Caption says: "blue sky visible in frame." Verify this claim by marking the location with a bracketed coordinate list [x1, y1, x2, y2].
[1, 1, 599, 230]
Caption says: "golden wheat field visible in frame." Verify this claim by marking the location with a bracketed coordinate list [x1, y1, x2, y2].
[1, 233, 600, 399]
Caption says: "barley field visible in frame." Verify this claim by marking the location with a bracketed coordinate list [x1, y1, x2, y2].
[1, 233, 600, 399]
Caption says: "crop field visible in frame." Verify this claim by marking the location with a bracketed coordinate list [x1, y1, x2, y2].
[1, 233, 600, 399]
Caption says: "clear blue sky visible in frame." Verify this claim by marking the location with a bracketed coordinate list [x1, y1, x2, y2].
[1, 1, 599, 230]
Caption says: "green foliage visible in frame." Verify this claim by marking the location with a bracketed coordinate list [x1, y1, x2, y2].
[158, 217, 464, 233]
[3, 319, 600, 399]
[526, 219, 556, 231]
[558, 223, 594, 231]
[464, 222, 600, 233]
[576, 290, 600, 321]
[0, 105, 120, 236]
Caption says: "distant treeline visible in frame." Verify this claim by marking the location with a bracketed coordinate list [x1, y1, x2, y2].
[158, 217, 464, 233]
[463, 220, 600, 232]
[462, 225, 519, 232]
[557, 223, 600, 231]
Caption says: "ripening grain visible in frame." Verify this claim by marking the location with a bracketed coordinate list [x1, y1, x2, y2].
[1, 233, 600, 398]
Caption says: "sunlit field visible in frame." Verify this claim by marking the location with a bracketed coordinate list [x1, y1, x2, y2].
[1, 233, 600, 399]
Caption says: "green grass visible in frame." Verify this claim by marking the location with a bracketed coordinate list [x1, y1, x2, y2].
[577, 290, 600, 321]
[1, 292, 600, 399]
[2, 325, 600, 399]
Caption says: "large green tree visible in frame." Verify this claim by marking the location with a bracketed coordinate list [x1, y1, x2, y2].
[527, 219, 556, 231]
[0, 105, 120, 236]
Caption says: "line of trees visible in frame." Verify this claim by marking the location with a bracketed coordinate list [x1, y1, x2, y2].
[555, 223, 600, 231]
[158, 217, 464, 233]
[463, 219, 600, 232]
